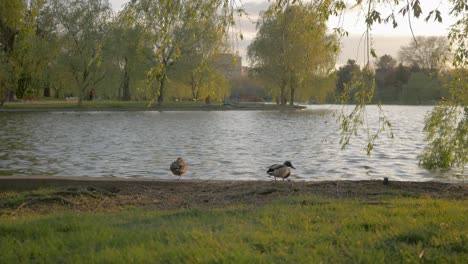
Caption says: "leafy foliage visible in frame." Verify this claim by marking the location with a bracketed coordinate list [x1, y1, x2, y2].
[0, 0, 238, 105]
[248, 2, 336, 105]
[47, 0, 113, 104]
[336, 59, 360, 95]
[337, 66, 393, 155]
[419, 69, 467, 170]
[169, 15, 229, 102]
[0, 0, 46, 102]
[123, 0, 234, 107]
[401, 73, 448, 105]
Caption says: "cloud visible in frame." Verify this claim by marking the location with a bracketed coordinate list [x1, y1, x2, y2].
[231, 1, 414, 66]
[242, 0, 271, 16]
[337, 34, 412, 66]
[109, 0, 128, 11]
[227, 1, 273, 65]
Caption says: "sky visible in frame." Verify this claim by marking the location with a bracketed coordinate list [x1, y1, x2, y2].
[109, 0, 455, 66]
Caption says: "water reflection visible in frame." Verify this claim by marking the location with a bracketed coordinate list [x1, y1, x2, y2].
[0, 106, 465, 181]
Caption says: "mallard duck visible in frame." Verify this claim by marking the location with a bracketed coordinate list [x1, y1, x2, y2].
[267, 161, 295, 181]
[170, 157, 187, 180]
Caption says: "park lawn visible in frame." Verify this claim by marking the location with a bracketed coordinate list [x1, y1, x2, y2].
[3, 100, 162, 110]
[0, 195, 466, 263]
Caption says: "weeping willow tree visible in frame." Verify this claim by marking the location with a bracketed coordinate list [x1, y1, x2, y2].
[248, 2, 337, 105]
[48, 0, 113, 105]
[417, 2, 467, 171]
[0, 0, 23, 103]
[0, 0, 48, 103]
[121, 0, 236, 108]
[168, 10, 230, 103]
[419, 69, 467, 170]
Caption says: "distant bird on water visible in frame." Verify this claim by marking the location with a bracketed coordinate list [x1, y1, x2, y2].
[170, 157, 187, 180]
[267, 161, 295, 181]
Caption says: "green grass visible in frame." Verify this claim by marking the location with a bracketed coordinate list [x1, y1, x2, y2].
[0, 188, 58, 208]
[0, 196, 466, 263]
[1, 100, 303, 111]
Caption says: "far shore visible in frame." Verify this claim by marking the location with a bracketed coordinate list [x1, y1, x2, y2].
[0, 100, 306, 111]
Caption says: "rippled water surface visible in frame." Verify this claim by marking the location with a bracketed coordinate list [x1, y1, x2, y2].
[0, 105, 465, 181]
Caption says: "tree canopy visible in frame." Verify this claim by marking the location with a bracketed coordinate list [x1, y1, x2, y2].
[121, 0, 234, 107]
[248, 2, 336, 105]
[398, 36, 450, 74]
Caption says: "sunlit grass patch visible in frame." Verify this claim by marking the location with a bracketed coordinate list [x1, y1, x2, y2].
[0, 196, 466, 263]
[0, 188, 58, 208]
[0, 186, 117, 216]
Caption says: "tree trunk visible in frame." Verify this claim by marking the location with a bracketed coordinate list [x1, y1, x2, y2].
[1, 89, 16, 105]
[77, 85, 83, 106]
[157, 78, 165, 108]
[191, 73, 197, 100]
[16, 74, 31, 99]
[279, 78, 288, 105]
[2, 26, 17, 54]
[289, 86, 295, 106]
[122, 56, 131, 101]
[78, 67, 90, 106]
[7, 90, 16, 101]
[0, 80, 6, 106]
[53, 87, 60, 98]
[44, 87, 51, 97]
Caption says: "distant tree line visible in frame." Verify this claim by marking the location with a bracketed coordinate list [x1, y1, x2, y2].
[335, 36, 456, 105]
[0, 1, 461, 107]
[0, 0, 240, 106]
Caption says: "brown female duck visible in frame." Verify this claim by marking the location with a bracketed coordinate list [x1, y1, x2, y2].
[170, 157, 187, 180]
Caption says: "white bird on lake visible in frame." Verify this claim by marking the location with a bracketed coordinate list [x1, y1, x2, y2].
[267, 161, 295, 181]
[170, 157, 187, 180]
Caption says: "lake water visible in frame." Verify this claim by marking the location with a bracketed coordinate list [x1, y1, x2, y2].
[0, 105, 465, 182]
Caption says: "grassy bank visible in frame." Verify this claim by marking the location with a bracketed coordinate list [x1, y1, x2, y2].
[1, 100, 305, 111]
[0, 179, 466, 262]
[1, 194, 467, 262]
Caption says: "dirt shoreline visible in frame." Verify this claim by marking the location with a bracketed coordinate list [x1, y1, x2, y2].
[0, 176, 466, 214]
